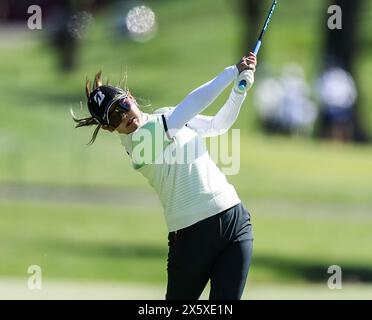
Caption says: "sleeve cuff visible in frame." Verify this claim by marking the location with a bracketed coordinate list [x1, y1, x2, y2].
[232, 65, 239, 78]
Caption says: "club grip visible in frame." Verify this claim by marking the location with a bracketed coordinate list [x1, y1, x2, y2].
[239, 41, 261, 89]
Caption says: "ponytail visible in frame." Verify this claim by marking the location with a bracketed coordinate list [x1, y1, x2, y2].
[71, 71, 103, 145]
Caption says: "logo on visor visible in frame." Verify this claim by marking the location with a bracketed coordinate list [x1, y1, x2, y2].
[94, 91, 106, 106]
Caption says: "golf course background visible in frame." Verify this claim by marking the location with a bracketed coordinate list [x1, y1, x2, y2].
[1, 0, 372, 299]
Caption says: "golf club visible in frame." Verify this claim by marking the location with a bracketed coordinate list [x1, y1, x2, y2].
[239, 0, 278, 90]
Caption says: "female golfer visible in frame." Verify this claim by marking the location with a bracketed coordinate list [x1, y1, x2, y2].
[72, 52, 257, 300]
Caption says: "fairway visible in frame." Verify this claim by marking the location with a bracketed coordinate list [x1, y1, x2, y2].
[1, 200, 371, 290]
[1, 0, 372, 301]
[1, 279, 372, 300]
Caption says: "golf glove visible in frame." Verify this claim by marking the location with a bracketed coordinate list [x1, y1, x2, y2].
[234, 69, 255, 95]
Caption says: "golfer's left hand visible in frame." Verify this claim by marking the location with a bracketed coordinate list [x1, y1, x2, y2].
[234, 52, 256, 94]
[236, 52, 257, 74]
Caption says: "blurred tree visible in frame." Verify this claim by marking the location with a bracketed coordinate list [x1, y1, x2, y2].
[49, 0, 79, 72]
[238, 0, 264, 56]
[318, 0, 369, 142]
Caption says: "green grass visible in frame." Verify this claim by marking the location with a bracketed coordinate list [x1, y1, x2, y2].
[1, 280, 372, 300]
[2, 131, 372, 203]
[1, 0, 372, 290]
[1, 0, 372, 193]
[0, 202, 167, 284]
[1, 200, 371, 285]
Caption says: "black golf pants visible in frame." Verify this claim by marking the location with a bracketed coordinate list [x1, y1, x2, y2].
[166, 202, 253, 300]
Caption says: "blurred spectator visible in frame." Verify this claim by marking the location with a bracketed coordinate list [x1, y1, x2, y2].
[254, 64, 317, 136]
[46, 1, 80, 72]
[318, 0, 369, 142]
[0, 0, 105, 72]
[316, 67, 357, 141]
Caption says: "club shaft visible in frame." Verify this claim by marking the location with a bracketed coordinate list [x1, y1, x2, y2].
[253, 0, 278, 55]
[239, 0, 278, 90]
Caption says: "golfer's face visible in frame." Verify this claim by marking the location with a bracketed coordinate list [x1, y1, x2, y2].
[103, 95, 142, 134]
